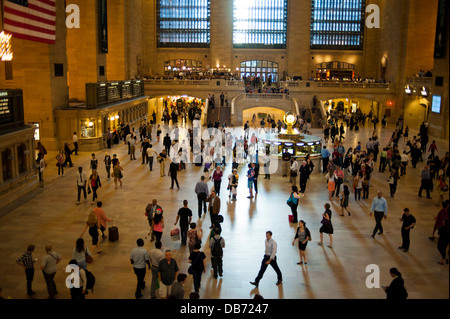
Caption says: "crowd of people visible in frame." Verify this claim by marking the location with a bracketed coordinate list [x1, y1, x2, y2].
[8, 106, 449, 300]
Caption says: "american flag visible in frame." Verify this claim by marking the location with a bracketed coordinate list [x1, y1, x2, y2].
[3, 0, 56, 44]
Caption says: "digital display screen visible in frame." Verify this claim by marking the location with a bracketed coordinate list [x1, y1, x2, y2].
[287, 149, 294, 155]
[432, 95, 441, 113]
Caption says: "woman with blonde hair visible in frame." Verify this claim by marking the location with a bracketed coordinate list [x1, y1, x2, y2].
[80, 211, 102, 254]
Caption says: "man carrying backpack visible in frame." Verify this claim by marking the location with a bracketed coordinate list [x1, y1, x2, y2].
[209, 228, 225, 279]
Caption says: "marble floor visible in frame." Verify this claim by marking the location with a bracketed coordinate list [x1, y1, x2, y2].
[0, 123, 448, 300]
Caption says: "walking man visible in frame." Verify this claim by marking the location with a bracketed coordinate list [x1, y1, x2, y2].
[209, 228, 225, 279]
[418, 165, 432, 199]
[321, 146, 330, 173]
[73, 132, 79, 155]
[207, 190, 221, 229]
[130, 238, 150, 299]
[158, 250, 179, 299]
[398, 208, 416, 252]
[195, 176, 209, 218]
[250, 231, 283, 288]
[370, 191, 388, 238]
[148, 241, 165, 299]
[174, 200, 192, 245]
[76, 167, 87, 204]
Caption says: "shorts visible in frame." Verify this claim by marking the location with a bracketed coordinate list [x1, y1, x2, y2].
[248, 180, 254, 189]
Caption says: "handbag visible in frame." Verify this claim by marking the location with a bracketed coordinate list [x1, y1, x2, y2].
[85, 252, 93, 264]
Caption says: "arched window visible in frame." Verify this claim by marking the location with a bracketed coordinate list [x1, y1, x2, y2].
[240, 60, 279, 83]
[316, 61, 355, 81]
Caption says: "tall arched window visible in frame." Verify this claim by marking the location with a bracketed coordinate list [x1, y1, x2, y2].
[310, 0, 366, 50]
[240, 60, 279, 82]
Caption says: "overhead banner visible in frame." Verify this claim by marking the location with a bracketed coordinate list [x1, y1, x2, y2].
[434, 0, 448, 59]
[99, 0, 108, 53]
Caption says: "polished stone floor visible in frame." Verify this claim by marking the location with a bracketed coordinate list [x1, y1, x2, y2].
[0, 123, 448, 300]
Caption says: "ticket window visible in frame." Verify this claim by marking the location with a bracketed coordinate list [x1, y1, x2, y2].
[80, 120, 96, 138]
[283, 143, 295, 157]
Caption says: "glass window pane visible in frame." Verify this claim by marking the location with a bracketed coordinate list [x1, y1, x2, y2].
[157, 0, 210, 47]
[233, 0, 287, 49]
[310, 0, 365, 50]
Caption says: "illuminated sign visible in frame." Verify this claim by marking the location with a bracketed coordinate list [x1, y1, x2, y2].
[0, 31, 13, 61]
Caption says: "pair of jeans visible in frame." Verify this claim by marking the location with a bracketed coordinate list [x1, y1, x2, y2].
[372, 211, 385, 236]
[92, 186, 98, 202]
[25, 268, 34, 295]
[77, 185, 86, 202]
[401, 228, 411, 250]
[214, 180, 221, 196]
[148, 157, 154, 171]
[42, 271, 57, 298]
[180, 226, 188, 245]
[254, 255, 282, 284]
[171, 176, 179, 188]
[355, 188, 361, 200]
[192, 269, 203, 293]
[133, 267, 146, 297]
[211, 257, 223, 278]
[290, 204, 298, 223]
[197, 193, 207, 217]
[419, 180, 431, 198]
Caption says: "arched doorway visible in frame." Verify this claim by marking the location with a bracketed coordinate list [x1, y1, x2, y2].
[148, 95, 206, 125]
[239, 60, 279, 83]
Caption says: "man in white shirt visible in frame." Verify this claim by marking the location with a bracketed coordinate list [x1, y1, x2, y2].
[73, 132, 79, 155]
[130, 135, 137, 160]
[400, 151, 409, 176]
[146, 144, 158, 171]
[130, 238, 150, 299]
[289, 158, 299, 186]
[148, 241, 165, 299]
[250, 231, 283, 288]
[76, 167, 87, 204]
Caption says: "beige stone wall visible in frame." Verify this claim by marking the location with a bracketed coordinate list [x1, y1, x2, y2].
[67, 0, 107, 101]
[106, 0, 126, 81]
[404, 0, 438, 77]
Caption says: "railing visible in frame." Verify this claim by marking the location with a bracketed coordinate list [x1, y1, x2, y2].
[280, 81, 391, 90]
[405, 77, 433, 85]
[245, 93, 286, 100]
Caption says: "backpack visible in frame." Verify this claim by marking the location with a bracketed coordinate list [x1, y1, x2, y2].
[84, 269, 95, 293]
[211, 237, 223, 258]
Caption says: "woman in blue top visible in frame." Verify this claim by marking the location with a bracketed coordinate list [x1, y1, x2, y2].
[288, 186, 301, 224]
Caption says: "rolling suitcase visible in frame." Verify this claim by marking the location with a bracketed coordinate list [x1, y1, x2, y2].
[109, 223, 119, 242]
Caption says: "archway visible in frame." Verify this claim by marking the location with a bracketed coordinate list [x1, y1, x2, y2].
[148, 95, 206, 125]
[242, 107, 286, 127]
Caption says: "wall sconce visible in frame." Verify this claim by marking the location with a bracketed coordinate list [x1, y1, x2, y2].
[420, 86, 428, 97]
[404, 85, 412, 95]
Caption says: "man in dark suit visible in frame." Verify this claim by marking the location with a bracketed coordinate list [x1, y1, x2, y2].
[163, 133, 171, 155]
[145, 199, 163, 242]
